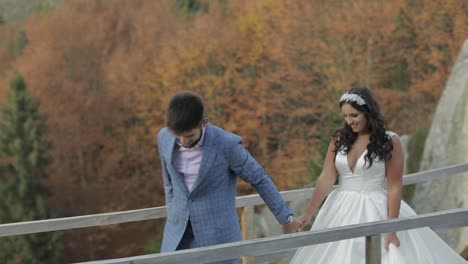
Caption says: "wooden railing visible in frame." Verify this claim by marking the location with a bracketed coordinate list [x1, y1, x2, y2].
[0, 162, 467, 263]
[77, 208, 468, 264]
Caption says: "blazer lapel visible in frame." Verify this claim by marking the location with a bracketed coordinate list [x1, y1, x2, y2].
[163, 132, 189, 194]
[163, 134, 176, 162]
[190, 124, 218, 193]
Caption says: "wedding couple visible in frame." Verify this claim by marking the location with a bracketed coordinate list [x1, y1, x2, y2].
[156, 87, 467, 263]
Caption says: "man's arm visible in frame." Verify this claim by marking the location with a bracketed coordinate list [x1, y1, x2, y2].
[227, 138, 294, 226]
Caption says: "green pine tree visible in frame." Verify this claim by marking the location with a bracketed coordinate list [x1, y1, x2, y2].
[0, 72, 62, 264]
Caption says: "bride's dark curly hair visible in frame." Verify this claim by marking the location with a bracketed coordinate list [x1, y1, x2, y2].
[333, 86, 393, 168]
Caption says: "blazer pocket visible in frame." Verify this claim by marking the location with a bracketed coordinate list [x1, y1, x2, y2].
[215, 212, 241, 243]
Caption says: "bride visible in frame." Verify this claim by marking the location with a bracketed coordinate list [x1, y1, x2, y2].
[290, 86, 467, 263]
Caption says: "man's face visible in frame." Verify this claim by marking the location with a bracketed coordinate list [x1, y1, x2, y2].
[174, 127, 202, 148]
[173, 119, 208, 148]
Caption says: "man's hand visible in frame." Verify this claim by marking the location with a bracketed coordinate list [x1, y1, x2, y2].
[282, 218, 303, 234]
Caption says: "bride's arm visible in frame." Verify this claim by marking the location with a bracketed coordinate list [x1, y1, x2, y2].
[298, 138, 338, 228]
[385, 135, 404, 249]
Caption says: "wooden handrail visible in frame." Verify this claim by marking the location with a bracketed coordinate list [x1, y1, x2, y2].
[402, 162, 468, 185]
[76, 208, 468, 264]
[0, 162, 467, 237]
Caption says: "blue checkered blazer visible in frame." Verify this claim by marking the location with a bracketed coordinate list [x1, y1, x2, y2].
[157, 124, 293, 256]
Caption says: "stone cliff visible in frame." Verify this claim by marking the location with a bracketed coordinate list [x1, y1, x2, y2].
[412, 39, 468, 252]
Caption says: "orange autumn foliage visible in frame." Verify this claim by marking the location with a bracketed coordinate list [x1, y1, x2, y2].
[0, 0, 467, 261]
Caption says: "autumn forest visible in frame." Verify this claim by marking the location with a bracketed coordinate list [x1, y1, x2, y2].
[0, 0, 467, 262]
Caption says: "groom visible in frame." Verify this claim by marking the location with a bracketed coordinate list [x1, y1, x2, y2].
[157, 91, 302, 263]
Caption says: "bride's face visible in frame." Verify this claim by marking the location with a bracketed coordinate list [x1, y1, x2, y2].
[341, 103, 368, 134]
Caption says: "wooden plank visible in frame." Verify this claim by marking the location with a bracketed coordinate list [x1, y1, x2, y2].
[402, 162, 468, 185]
[76, 208, 468, 264]
[365, 235, 381, 264]
[254, 249, 295, 263]
[0, 206, 167, 237]
[241, 206, 255, 264]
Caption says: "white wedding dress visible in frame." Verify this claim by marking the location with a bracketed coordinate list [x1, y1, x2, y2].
[290, 133, 467, 264]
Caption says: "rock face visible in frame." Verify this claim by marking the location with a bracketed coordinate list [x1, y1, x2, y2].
[412, 39, 468, 252]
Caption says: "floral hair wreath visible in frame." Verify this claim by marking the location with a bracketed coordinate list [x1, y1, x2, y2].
[340, 92, 366, 106]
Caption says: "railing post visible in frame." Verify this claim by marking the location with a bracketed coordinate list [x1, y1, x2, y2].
[365, 235, 381, 264]
[241, 206, 255, 264]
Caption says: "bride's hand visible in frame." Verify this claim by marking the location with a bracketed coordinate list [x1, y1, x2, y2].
[296, 214, 312, 231]
[384, 232, 400, 250]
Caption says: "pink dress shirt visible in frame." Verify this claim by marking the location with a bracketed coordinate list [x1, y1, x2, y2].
[172, 127, 206, 192]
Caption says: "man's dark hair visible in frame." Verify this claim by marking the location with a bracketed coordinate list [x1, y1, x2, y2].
[166, 91, 205, 134]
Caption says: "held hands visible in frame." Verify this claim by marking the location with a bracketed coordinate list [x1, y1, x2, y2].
[384, 232, 400, 250]
[296, 214, 313, 231]
[282, 217, 304, 234]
